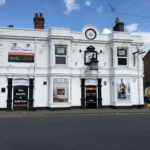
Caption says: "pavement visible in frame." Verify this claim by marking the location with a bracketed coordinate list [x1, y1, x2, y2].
[0, 107, 150, 118]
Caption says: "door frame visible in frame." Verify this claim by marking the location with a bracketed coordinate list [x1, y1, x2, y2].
[81, 78, 102, 108]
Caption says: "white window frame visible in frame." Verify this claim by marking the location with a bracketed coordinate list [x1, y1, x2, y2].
[116, 78, 131, 101]
[117, 48, 128, 66]
[52, 77, 70, 104]
[55, 45, 67, 66]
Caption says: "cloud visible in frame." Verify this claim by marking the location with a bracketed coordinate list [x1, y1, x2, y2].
[64, 0, 80, 15]
[85, 0, 91, 7]
[102, 28, 112, 34]
[0, 0, 5, 6]
[126, 23, 138, 32]
[96, 5, 103, 14]
[133, 32, 150, 52]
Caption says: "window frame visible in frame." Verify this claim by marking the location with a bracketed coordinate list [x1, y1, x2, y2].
[55, 45, 67, 65]
[117, 48, 128, 66]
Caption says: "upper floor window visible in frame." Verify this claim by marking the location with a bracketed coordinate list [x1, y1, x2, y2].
[117, 49, 127, 66]
[55, 45, 67, 65]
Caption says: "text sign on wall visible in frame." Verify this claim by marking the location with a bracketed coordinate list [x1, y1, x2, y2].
[85, 79, 97, 86]
[13, 79, 29, 107]
[13, 86, 28, 102]
[8, 43, 34, 63]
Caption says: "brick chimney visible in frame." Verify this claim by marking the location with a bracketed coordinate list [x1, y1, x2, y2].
[33, 13, 45, 29]
[113, 17, 124, 32]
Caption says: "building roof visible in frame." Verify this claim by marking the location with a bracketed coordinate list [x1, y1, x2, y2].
[144, 50, 150, 60]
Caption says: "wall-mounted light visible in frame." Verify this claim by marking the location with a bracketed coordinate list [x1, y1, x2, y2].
[100, 50, 103, 53]
[79, 49, 82, 53]
[26, 44, 30, 47]
[13, 43, 17, 46]
[89, 61, 98, 70]
[43, 81, 47, 85]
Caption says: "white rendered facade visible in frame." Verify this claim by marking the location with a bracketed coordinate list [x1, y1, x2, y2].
[0, 25, 144, 109]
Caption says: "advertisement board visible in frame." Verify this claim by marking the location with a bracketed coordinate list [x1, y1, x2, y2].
[117, 78, 130, 100]
[85, 79, 97, 86]
[53, 78, 68, 102]
[13, 79, 29, 107]
[8, 43, 34, 62]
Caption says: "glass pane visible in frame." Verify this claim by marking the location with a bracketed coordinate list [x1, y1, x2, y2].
[55, 47, 66, 55]
[117, 49, 127, 57]
[56, 57, 66, 64]
[53, 78, 69, 103]
[117, 78, 131, 100]
[118, 58, 127, 65]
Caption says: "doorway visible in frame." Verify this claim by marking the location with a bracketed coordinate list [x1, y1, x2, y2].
[7, 78, 34, 110]
[85, 85, 97, 108]
[13, 85, 28, 109]
[81, 78, 102, 108]
[13, 79, 29, 110]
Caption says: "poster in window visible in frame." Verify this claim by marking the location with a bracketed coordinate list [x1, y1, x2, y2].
[117, 78, 130, 100]
[57, 88, 65, 95]
[8, 43, 34, 62]
[53, 78, 69, 102]
[13, 79, 29, 107]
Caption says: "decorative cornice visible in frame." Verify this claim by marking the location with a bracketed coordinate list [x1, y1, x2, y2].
[0, 35, 47, 41]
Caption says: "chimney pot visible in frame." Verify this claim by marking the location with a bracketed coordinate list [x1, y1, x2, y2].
[8, 25, 14, 28]
[33, 12, 45, 29]
[113, 17, 124, 32]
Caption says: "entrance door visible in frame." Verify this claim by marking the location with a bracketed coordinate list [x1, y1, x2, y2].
[85, 85, 97, 108]
[13, 79, 29, 110]
[81, 78, 102, 108]
[13, 85, 28, 109]
[7, 78, 34, 110]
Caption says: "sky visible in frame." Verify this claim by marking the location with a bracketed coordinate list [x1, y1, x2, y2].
[0, 0, 150, 51]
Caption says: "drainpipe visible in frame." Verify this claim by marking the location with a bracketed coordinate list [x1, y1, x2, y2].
[137, 45, 140, 107]
[137, 45, 145, 107]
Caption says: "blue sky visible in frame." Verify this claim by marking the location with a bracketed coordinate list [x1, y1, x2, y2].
[0, 0, 150, 33]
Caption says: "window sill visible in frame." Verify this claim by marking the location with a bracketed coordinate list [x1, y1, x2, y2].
[50, 102, 71, 108]
[54, 64, 68, 68]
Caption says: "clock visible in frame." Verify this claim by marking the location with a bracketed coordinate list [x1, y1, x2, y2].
[85, 29, 97, 40]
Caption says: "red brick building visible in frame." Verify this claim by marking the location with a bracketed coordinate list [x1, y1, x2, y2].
[144, 50, 150, 88]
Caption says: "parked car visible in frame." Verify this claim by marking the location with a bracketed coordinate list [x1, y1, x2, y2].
[144, 87, 150, 103]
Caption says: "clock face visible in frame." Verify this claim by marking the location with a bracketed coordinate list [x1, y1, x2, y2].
[85, 29, 97, 40]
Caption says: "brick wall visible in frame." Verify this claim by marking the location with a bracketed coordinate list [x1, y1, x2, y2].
[144, 50, 150, 87]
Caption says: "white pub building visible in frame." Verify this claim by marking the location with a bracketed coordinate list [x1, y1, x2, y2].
[0, 13, 144, 110]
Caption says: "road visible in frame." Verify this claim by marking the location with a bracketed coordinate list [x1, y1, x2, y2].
[0, 113, 150, 150]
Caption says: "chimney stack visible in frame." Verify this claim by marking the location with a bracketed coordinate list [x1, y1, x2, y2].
[33, 13, 45, 29]
[113, 17, 124, 32]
